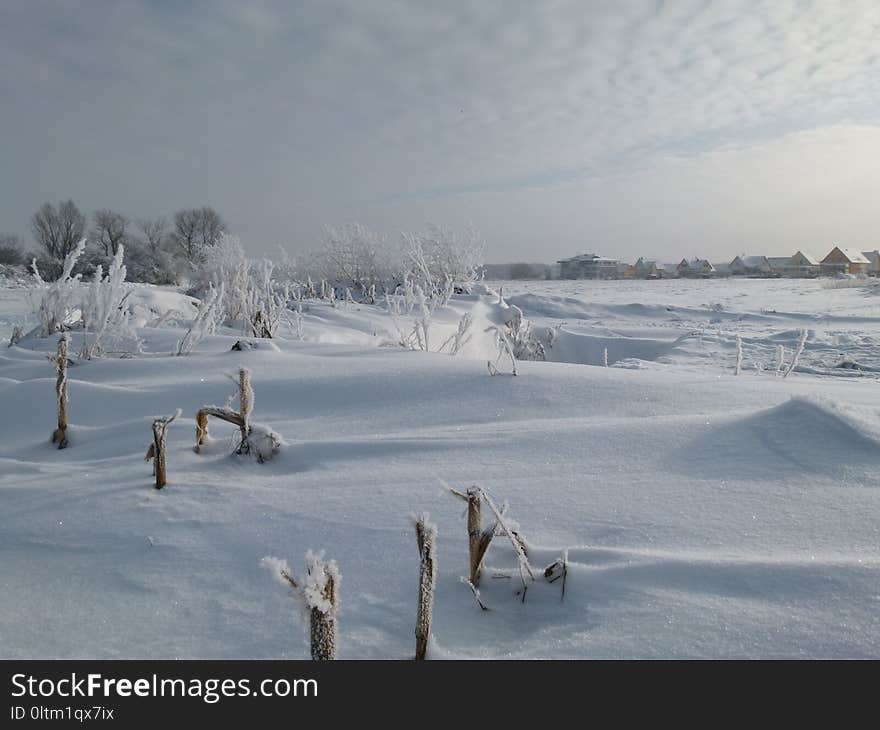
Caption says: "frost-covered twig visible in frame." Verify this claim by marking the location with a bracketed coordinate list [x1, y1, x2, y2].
[486, 325, 517, 376]
[775, 344, 785, 377]
[176, 283, 225, 356]
[480, 489, 534, 598]
[263, 552, 340, 660]
[461, 577, 489, 611]
[783, 329, 807, 378]
[438, 312, 474, 355]
[734, 333, 742, 376]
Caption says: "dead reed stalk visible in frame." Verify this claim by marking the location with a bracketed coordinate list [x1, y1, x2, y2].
[414, 514, 437, 660]
[51, 333, 69, 448]
[146, 409, 182, 489]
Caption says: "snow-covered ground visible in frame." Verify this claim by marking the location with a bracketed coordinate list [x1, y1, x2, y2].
[1, 278, 879, 658]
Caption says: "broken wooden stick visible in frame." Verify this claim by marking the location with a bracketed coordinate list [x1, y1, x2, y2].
[544, 556, 568, 601]
[145, 409, 182, 489]
[51, 333, 69, 448]
[265, 552, 340, 660]
[414, 514, 437, 660]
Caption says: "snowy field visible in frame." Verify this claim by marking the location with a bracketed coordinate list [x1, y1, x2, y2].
[1, 277, 879, 659]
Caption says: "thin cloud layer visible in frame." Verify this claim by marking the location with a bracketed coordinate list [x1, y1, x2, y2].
[1, 0, 879, 260]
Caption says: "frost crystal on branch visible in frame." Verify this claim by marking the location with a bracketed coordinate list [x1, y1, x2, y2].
[262, 552, 340, 660]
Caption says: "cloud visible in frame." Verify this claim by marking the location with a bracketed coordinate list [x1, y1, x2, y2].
[369, 124, 880, 262]
[1, 1, 879, 259]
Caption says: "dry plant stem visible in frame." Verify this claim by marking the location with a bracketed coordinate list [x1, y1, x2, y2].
[148, 410, 180, 489]
[414, 517, 437, 660]
[467, 488, 493, 586]
[52, 334, 69, 448]
[310, 571, 337, 661]
[194, 406, 244, 451]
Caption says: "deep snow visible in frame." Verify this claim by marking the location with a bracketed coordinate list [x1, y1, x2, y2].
[1, 278, 878, 658]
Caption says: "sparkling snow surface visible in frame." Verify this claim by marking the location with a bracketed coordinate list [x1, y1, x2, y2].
[1, 278, 879, 658]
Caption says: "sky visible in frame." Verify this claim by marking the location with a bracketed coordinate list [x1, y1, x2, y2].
[2, 0, 880, 263]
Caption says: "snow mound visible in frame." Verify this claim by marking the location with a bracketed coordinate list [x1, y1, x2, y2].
[678, 396, 880, 480]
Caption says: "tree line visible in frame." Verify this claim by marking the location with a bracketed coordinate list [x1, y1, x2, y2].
[0, 199, 227, 283]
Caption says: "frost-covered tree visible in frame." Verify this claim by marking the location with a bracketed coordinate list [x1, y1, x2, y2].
[402, 224, 484, 298]
[190, 232, 249, 321]
[316, 223, 400, 294]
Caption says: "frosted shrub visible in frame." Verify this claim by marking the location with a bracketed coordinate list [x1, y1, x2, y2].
[438, 312, 474, 355]
[402, 224, 484, 300]
[487, 324, 518, 376]
[176, 283, 225, 355]
[387, 281, 439, 351]
[31, 238, 87, 335]
[502, 304, 545, 361]
[80, 244, 137, 358]
[315, 223, 400, 295]
[190, 233, 249, 322]
[242, 259, 288, 339]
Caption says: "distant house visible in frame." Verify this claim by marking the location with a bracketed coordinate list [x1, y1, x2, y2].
[557, 253, 620, 279]
[625, 257, 669, 279]
[729, 255, 772, 276]
[767, 257, 790, 275]
[862, 250, 880, 276]
[785, 251, 821, 277]
[821, 246, 870, 275]
[676, 258, 715, 278]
